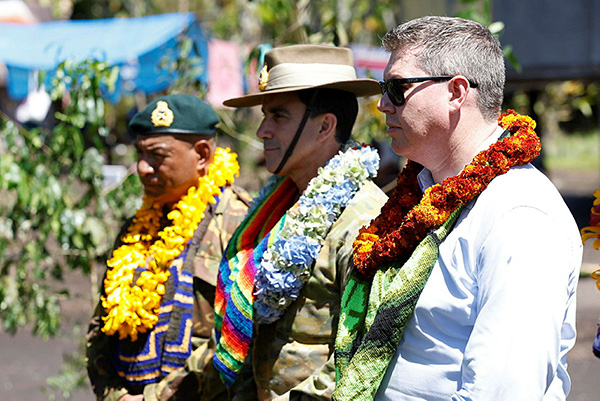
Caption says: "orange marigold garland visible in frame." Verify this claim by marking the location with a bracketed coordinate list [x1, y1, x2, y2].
[581, 189, 600, 291]
[353, 110, 541, 278]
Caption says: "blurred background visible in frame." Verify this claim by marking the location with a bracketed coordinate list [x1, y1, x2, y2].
[0, 0, 599, 399]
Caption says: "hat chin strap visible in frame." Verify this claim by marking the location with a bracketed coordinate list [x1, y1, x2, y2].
[272, 90, 319, 176]
[272, 107, 311, 175]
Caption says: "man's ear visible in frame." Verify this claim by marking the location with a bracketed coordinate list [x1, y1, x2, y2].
[193, 139, 214, 176]
[316, 113, 337, 143]
[448, 76, 470, 114]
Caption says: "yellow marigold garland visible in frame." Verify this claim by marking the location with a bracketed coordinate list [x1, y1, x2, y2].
[101, 147, 239, 341]
[353, 110, 540, 277]
[581, 189, 600, 291]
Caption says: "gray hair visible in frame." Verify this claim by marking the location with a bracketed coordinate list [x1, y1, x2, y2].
[382, 16, 505, 122]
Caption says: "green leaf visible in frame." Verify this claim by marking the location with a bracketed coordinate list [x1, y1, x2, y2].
[488, 21, 505, 35]
[503, 45, 522, 72]
[85, 216, 108, 247]
[71, 232, 85, 249]
[16, 171, 31, 203]
[4, 163, 22, 187]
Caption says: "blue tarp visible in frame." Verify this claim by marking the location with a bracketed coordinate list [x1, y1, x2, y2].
[0, 12, 209, 101]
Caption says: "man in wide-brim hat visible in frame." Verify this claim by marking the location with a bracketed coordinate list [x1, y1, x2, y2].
[203, 44, 388, 400]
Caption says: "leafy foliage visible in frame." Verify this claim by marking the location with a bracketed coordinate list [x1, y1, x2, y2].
[237, 0, 391, 45]
[456, 0, 521, 72]
[43, 326, 88, 401]
[0, 59, 141, 339]
[159, 34, 207, 96]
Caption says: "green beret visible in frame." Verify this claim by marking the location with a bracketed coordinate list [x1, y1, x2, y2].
[129, 94, 219, 136]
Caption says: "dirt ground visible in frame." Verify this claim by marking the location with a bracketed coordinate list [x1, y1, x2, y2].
[1, 168, 599, 401]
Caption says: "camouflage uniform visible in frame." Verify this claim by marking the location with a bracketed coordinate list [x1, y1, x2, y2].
[87, 185, 250, 401]
[228, 180, 387, 401]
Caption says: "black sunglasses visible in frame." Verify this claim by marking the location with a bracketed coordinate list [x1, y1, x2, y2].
[379, 76, 479, 106]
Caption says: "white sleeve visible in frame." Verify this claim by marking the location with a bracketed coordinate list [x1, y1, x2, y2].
[452, 206, 580, 401]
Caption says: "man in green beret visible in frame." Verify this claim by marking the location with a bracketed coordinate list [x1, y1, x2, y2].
[86, 94, 251, 401]
[206, 44, 388, 400]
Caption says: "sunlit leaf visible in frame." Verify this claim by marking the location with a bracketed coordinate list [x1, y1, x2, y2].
[503, 45, 522, 72]
[488, 21, 505, 35]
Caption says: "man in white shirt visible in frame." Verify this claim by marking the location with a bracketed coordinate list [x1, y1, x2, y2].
[333, 16, 582, 401]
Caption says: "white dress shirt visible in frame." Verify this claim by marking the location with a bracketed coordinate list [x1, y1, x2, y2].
[376, 137, 583, 400]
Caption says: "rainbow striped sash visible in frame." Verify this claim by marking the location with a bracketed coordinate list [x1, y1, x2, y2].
[213, 177, 298, 386]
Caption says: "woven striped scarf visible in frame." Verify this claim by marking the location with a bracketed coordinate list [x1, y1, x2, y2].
[333, 208, 462, 401]
[114, 244, 195, 387]
[113, 200, 219, 388]
[213, 177, 298, 386]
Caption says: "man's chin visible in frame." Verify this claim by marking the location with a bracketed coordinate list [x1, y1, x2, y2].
[390, 141, 410, 158]
[264, 161, 280, 175]
[143, 190, 161, 199]
[143, 189, 168, 204]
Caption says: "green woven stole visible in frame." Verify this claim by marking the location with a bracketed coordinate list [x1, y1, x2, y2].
[334, 207, 463, 401]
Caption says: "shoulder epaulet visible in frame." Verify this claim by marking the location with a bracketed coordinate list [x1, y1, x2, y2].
[230, 184, 252, 207]
[215, 185, 252, 215]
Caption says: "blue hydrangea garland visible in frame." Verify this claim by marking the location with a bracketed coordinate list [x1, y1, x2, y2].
[253, 141, 380, 324]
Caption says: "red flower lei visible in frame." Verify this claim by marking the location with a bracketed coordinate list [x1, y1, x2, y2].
[353, 110, 541, 278]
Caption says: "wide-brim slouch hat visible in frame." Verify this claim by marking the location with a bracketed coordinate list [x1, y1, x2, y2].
[223, 44, 380, 107]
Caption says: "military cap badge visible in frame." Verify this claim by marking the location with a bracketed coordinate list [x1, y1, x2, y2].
[151, 100, 174, 127]
[258, 65, 269, 91]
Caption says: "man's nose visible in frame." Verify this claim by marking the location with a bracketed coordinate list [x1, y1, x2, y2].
[137, 158, 154, 177]
[256, 119, 272, 140]
[377, 93, 395, 114]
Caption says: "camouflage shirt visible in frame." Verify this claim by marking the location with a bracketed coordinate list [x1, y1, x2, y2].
[229, 180, 387, 401]
[86, 185, 250, 401]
